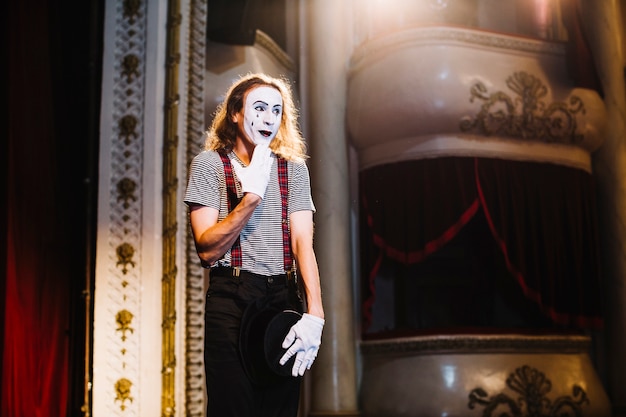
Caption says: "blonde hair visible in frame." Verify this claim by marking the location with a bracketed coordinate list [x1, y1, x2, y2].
[204, 73, 308, 162]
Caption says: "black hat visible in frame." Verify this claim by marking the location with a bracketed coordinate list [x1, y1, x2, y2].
[239, 298, 302, 385]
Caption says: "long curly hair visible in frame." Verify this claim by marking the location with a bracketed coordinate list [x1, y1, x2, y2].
[204, 73, 308, 162]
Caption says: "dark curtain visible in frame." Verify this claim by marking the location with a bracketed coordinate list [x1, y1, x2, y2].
[560, 0, 604, 97]
[3, 0, 101, 416]
[475, 158, 602, 328]
[4, 1, 69, 413]
[360, 157, 603, 335]
[360, 158, 480, 329]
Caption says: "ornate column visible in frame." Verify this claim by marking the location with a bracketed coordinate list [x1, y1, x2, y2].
[94, 0, 193, 415]
[581, 0, 626, 415]
[93, 0, 169, 415]
[302, 0, 359, 415]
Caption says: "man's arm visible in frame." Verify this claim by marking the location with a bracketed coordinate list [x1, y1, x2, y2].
[280, 210, 325, 376]
[290, 210, 324, 319]
[188, 194, 261, 265]
[189, 145, 273, 265]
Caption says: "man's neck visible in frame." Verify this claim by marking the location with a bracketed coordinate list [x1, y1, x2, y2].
[233, 139, 255, 165]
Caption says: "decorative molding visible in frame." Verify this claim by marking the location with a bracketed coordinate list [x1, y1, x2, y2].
[161, 0, 182, 415]
[183, 0, 207, 415]
[97, 0, 148, 413]
[468, 365, 590, 416]
[115, 243, 136, 275]
[460, 71, 586, 145]
[350, 26, 565, 73]
[115, 309, 135, 341]
[116, 178, 138, 209]
[361, 334, 591, 355]
[356, 134, 594, 173]
[123, 0, 140, 24]
[114, 378, 134, 411]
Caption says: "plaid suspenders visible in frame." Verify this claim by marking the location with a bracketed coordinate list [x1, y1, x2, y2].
[277, 157, 293, 271]
[218, 152, 293, 273]
[219, 152, 243, 267]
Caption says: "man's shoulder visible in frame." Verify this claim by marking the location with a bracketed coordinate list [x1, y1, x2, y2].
[192, 150, 228, 167]
[194, 149, 222, 161]
[280, 155, 305, 166]
[285, 158, 310, 175]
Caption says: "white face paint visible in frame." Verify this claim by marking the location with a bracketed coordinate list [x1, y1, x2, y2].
[242, 86, 283, 145]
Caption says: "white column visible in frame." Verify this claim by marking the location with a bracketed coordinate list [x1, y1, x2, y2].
[93, 0, 169, 416]
[582, 0, 626, 414]
[302, 0, 359, 415]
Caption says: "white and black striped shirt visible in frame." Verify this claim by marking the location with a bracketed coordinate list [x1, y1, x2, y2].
[184, 150, 315, 275]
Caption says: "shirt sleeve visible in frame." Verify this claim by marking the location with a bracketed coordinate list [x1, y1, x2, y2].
[184, 151, 222, 210]
[289, 161, 316, 214]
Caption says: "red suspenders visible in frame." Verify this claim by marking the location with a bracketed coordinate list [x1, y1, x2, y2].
[219, 152, 242, 267]
[219, 151, 293, 273]
[277, 157, 293, 271]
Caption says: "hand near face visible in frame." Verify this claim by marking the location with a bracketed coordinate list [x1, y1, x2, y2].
[232, 144, 274, 199]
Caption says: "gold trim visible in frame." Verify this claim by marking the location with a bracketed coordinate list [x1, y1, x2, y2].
[115, 309, 135, 341]
[184, 0, 207, 414]
[184, 0, 208, 414]
[118, 115, 138, 145]
[116, 178, 138, 210]
[114, 378, 134, 411]
[162, 0, 181, 415]
[115, 243, 136, 275]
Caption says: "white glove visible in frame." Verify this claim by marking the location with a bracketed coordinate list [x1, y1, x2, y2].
[279, 313, 325, 377]
[232, 145, 274, 199]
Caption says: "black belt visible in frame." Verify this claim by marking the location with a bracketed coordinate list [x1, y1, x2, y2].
[210, 266, 296, 286]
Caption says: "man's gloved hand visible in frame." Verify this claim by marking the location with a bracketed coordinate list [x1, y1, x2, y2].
[233, 144, 274, 199]
[279, 313, 325, 377]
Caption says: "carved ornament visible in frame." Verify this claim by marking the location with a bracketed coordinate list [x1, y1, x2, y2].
[114, 378, 134, 411]
[468, 365, 589, 416]
[115, 309, 134, 341]
[116, 243, 136, 275]
[460, 71, 586, 145]
[123, 0, 141, 24]
[116, 178, 137, 210]
[122, 55, 140, 82]
[118, 115, 138, 145]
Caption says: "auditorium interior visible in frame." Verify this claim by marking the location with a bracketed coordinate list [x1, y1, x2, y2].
[5, 0, 626, 416]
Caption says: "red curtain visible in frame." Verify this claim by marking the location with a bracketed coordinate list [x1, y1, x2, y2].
[360, 157, 603, 334]
[475, 158, 602, 328]
[2, 0, 74, 415]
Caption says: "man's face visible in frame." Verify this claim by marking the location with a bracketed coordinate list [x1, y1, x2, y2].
[240, 85, 283, 145]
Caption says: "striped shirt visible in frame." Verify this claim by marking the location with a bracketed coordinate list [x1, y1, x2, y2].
[184, 150, 316, 275]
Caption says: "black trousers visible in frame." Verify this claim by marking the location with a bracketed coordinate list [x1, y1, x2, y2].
[204, 269, 303, 417]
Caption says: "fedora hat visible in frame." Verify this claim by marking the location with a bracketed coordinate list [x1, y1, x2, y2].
[239, 297, 302, 385]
